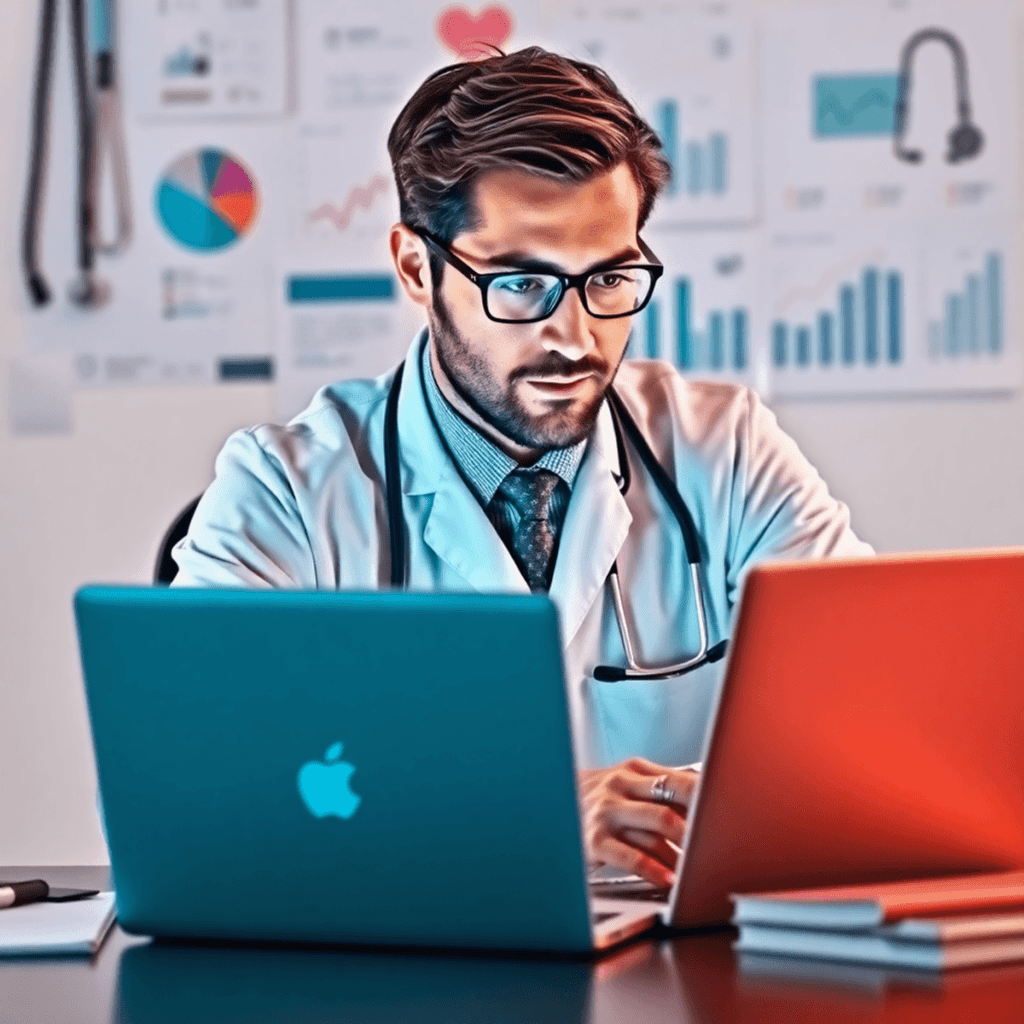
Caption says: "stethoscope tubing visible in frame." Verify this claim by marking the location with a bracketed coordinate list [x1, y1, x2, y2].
[22, 0, 124, 309]
[22, 0, 59, 305]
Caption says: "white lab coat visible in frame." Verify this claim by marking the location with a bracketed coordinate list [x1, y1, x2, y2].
[173, 331, 872, 767]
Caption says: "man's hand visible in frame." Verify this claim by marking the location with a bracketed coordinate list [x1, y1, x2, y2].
[578, 758, 699, 888]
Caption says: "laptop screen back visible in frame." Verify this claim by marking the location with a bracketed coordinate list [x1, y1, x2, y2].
[673, 550, 1024, 927]
[76, 587, 592, 951]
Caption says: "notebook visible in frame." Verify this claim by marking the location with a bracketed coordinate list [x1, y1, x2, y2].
[0, 892, 116, 956]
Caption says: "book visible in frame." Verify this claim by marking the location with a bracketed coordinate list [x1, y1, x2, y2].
[0, 891, 116, 956]
[732, 870, 1024, 930]
[735, 922, 1024, 971]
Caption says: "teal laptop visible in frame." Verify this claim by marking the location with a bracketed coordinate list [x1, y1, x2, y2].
[74, 587, 658, 952]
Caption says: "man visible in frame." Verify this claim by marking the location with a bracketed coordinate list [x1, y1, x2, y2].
[173, 48, 872, 887]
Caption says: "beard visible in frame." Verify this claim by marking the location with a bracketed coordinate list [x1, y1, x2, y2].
[429, 293, 623, 451]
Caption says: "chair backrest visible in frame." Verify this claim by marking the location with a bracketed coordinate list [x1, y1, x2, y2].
[154, 495, 203, 584]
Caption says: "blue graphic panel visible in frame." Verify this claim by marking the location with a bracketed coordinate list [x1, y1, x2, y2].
[288, 275, 395, 303]
[814, 73, 900, 137]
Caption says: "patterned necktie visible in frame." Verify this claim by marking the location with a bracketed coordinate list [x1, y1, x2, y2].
[495, 468, 564, 592]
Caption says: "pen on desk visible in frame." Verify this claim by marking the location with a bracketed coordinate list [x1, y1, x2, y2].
[0, 879, 49, 908]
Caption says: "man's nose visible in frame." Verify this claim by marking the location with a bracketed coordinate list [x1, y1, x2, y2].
[539, 286, 597, 360]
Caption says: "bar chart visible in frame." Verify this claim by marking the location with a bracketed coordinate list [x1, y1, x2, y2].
[630, 230, 763, 388]
[635, 293, 749, 374]
[770, 265, 904, 370]
[926, 253, 1002, 360]
[546, 2, 757, 225]
[655, 100, 729, 198]
[768, 230, 1017, 396]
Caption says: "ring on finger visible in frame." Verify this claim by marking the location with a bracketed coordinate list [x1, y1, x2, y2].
[650, 774, 676, 805]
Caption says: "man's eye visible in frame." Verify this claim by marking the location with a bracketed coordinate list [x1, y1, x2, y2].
[496, 276, 547, 294]
[591, 272, 628, 289]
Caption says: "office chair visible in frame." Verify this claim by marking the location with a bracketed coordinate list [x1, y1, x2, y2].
[153, 494, 202, 584]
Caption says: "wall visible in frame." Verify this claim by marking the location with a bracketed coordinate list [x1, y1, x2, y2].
[2, 0, 1022, 865]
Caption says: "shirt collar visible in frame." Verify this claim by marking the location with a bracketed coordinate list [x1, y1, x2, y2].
[420, 337, 587, 506]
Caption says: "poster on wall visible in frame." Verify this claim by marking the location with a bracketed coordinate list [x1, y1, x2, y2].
[761, 0, 1018, 396]
[20, 0, 292, 389]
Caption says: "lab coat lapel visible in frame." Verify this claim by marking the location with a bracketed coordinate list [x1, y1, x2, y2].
[549, 402, 632, 645]
[395, 332, 527, 594]
[422, 467, 528, 593]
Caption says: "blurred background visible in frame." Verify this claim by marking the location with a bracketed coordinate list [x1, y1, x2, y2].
[2, 0, 1022, 865]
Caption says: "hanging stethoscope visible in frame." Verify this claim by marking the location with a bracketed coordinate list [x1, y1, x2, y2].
[22, 0, 130, 309]
[893, 28, 984, 165]
[382, 345, 729, 683]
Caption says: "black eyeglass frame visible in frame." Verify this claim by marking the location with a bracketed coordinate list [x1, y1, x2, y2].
[413, 227, 664, 324]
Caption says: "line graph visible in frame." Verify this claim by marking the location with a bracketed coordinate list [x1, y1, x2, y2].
[813, 74, 899, 137]
[307, 174, 390, 231]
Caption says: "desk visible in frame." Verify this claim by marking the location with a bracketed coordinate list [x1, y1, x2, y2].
[5, 867, 1024, 1023]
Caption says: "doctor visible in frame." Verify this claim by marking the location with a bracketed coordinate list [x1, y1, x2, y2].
[173, 47, 872, 887]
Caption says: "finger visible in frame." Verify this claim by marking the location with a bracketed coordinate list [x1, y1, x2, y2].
[630, 768, 699, 811]
[619, 757, 672, 779]
[605, 798, 687, 844]
[620, 827, 680, 872]
[593, 833, 674, 888]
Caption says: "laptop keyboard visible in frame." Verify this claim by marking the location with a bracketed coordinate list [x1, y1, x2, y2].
[589, 877, 670, 901]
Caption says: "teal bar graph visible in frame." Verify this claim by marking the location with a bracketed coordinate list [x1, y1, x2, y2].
[818, 311, 834, 365]
[645, 299, 660, 358]
[709, 312, 725, 369]
[796, 326, 811, 366]
[987, 253, 1002, 353]
[732, 310, 748, 370]
[687, 143, 704, 195]
[773, 266, 903, 370]
[676, 280, 693, 369]
[653, 99, 731, 201]
[710, 134, 728, 195]
[840, 285, 856, 364]
[926, 252, 1003, 360]
[655, 101, 678, 197]
[772, 322, 787, 367]
[887, 272, 902, 364]
[649, 277, 750, 374]
[863, 268, 879, 364]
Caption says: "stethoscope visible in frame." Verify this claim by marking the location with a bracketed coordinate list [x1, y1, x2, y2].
[382, 343, 729, 683]
[893, 28, 984, 165]
[22, 0, 130, 309]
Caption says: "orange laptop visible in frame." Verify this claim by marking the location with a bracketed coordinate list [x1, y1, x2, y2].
[653, 549, 1024, 928]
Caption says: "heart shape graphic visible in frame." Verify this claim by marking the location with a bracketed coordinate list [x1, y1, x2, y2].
[436, 6, 514, 60]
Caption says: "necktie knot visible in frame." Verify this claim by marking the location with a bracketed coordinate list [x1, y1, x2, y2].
[497, 468, 561, 523]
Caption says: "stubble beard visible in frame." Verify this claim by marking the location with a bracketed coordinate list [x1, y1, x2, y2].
[429, 293, 623, 451]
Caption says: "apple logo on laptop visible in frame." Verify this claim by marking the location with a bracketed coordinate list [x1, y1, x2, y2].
[297, 742, 361, 819]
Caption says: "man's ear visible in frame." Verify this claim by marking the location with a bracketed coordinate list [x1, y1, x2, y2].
[390, 223, 433, 309]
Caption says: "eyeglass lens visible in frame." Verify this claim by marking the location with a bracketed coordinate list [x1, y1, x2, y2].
[485, 268, 655, 321]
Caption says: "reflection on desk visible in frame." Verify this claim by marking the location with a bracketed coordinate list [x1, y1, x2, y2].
[114, 941, 593, 1024]
[110, 931, 1024, 1024]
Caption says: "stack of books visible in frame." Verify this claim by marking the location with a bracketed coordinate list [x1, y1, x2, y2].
[732, 870, 1024, 971]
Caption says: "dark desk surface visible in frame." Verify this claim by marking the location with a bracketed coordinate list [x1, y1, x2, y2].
[5, 867, 1024, 1023]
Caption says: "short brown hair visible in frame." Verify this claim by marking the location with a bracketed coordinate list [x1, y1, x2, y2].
[387, 46, 670, 250]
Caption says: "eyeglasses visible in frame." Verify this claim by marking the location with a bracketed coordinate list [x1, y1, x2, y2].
[414, 228, 664, 324]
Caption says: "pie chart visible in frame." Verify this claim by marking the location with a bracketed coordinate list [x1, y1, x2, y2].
[156, 148, 259, 252]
